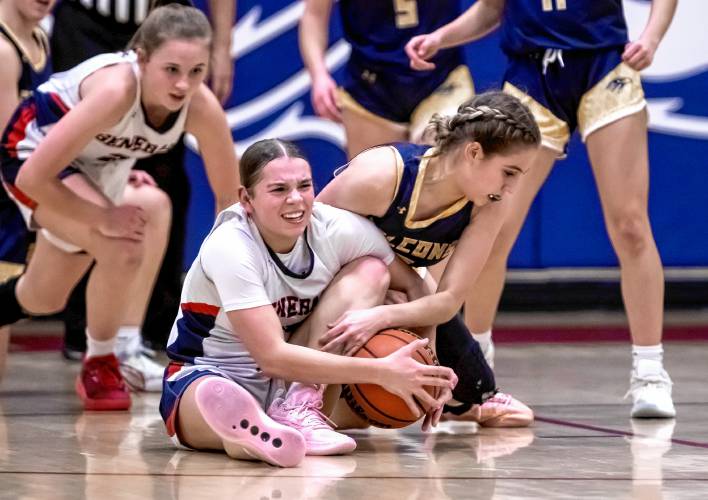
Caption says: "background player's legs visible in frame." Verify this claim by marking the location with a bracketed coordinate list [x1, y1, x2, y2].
[585, 110, 674, 418]
[341, 108, 408, 159]
[112, 183, 171, 392]
[586, 111, 663, 346]
[119, 183, 171, 332]
[429, 147, 557, 366]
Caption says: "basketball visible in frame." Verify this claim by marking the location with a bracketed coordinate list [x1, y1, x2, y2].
[342, 328, 440, 429]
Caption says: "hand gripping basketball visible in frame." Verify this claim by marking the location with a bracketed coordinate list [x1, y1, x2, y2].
[342, 329, 457, 429]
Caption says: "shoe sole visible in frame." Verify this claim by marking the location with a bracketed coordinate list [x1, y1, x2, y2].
[195, 378, 306, 467]
[304, 437, 357, 456]
[631, 405, 676, 419]
[478, 414, 534, 428]
[75, 376, 132, 411]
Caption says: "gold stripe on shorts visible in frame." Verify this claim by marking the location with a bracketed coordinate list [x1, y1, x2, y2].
[504, 82, 569, 154]
[578, 62, 646, 140]
[409, 65, 475, 143]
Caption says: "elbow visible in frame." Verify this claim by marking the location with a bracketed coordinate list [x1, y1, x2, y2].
[15, 168, 42, 199]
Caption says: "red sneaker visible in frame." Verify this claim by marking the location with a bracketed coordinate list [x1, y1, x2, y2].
[75, 354, 132, 411]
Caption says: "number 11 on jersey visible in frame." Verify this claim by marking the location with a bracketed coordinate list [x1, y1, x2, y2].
[542, 0, 567, 11]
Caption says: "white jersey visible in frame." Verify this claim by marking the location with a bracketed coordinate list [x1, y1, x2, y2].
[165, 202, 394, 404]
[11, 51, 189, 203]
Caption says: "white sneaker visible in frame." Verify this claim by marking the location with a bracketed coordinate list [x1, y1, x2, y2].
[268, 383, 356, 456]
[627, 360, 676, 418]
[118, 350, 165, 392]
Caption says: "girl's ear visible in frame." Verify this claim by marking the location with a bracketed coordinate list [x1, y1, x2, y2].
[464, 141, 484, 162]
[136, 47, 148, 66]
[239, 186, 253, 213]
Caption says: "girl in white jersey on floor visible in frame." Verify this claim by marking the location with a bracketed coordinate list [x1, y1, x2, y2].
[0, 5, 239, 411]
[160, 139, 457, 468]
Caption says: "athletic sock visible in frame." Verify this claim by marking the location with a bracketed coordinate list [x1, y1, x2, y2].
[632, 344, 664, 376]
[116, 326, 142, 359]
[0, 276, 29, 327]
[436, 313, 496, 405]
[85, 330, 118, 359]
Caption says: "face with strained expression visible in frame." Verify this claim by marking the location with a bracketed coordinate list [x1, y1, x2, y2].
[240, 156, 315, 253]
[455, 142, 536, 206]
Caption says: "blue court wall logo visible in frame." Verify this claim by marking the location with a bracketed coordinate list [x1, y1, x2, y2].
[184, 0, 708, 269]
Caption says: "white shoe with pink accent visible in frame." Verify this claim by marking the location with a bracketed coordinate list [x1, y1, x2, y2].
[268, 383, 357, 456]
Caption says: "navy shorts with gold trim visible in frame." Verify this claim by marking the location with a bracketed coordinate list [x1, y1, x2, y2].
[339, 56, 475, 134]
[502, 46, 646, 154]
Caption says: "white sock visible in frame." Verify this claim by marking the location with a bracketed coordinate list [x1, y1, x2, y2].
[115, 326, 142, 358]
[85, 330, 117, 359]
[472, 329, 492, 348]
[632, 344, 664, 375]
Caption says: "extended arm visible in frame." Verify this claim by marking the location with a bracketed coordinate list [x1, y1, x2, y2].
[622, 0, 678, 70]
[228, 305, 455, 414]
[325, 198, 508, 337]
[406, 0, 505, 70]
[185, 85, 240, 213]
[298, 0, 341, 121]
[207, 0, 236, 104]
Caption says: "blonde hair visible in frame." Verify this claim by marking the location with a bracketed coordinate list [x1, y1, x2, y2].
[426, 91, 540, 155]
[128, 3, 211, 57]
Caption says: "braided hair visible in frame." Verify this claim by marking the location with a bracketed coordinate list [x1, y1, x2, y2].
[426, 91, 540, 156]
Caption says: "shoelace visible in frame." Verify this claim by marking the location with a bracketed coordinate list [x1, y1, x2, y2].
[282, 399, 337, 430]
[624, 373, 673, 399]
[484, 393, 512, 407]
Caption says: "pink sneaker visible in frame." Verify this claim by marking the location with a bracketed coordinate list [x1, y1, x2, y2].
[444, 392, 534, 428]
[194, 377, 306, 467]
[268, 384, 357, 456]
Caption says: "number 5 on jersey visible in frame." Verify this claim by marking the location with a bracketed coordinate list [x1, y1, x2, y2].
[542, 0, 567, 11]
[394, 0, 418, 28]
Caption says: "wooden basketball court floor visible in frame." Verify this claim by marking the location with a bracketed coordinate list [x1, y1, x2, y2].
[1, 313, 708, 499]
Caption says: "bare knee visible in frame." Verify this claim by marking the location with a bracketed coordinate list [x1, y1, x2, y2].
[348, 256, 390, 294]
[608, 211, 653, 258]
[95, 238, 145, 272]
[128, 185, 172, 228]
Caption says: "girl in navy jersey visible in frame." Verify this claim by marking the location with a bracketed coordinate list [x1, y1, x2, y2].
[406, 0, 678, 418]
[0, 4, 239, 411]
[300, 0, 474, 158]
[160, 139, 456, 467]
[317, 91, 539, 427]
[0, 0, 54, 379]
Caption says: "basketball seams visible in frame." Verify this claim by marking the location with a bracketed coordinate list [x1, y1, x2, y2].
[343, 328, 440, 428]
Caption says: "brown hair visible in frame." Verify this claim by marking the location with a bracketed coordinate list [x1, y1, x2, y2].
[426, 91, 541, 156]
[240, 139, 309, 191]
[128, 4, 211, 57]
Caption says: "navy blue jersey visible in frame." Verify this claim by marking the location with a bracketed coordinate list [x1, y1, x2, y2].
[338, 0, 463, 73]
[0, 22, 52, 100]
[500, 0, 628, 54]
[0, 22, 51, 265]
[370, 143, 473, 268]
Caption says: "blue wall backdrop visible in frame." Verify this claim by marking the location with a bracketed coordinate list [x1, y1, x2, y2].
[185, 0, 708, 271]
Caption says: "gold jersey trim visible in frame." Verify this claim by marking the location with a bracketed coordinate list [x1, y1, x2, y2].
[404, 147, 468, 230]
[0, 21, 48, 73]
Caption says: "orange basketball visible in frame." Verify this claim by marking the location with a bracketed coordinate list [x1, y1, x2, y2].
[342, 328, 440, 429]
